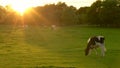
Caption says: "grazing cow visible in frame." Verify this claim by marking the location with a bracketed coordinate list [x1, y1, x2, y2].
[85, 36, 106, 56]
[51, 25, 56, 30]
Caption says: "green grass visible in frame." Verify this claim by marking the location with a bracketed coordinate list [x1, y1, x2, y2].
[0, 25, 120, 68]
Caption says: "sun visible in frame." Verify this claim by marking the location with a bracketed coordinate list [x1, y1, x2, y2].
[10, 0, 31, 16]
[11, 5, 28, 15]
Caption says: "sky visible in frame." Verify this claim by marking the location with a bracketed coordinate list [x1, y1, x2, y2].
[0, 0, 96, 9]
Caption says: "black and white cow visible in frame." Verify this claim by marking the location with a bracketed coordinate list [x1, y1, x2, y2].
[85, 36, 106, 56]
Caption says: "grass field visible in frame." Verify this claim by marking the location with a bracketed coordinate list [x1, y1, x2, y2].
[0, 25, 120, 68]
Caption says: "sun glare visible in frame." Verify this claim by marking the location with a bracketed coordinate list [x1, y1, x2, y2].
[10, 0, 31, 16]
[12, 5, 28, 15]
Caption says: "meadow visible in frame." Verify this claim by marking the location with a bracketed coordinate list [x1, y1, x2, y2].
[0, 25, 120, 68]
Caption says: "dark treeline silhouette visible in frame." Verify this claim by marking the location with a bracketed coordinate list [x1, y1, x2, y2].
[0, 0, 120, 27]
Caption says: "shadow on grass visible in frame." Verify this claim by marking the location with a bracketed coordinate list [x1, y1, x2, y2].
[33, 66, 76, 68]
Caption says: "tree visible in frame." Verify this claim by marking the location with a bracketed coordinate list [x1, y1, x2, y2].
[77, 7, 89, 24]
[0, 5, 6, 23]
[100, 0, 120, 26]
[87, 0, 120, 26]
[33, 2, 79, 26]
[87, 0, 102, 25]
[60, 6, 78, 25]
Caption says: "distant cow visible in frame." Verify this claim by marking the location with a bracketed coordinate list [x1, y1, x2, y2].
[51, 25, 56, 30]
[85, 36, 106, 56]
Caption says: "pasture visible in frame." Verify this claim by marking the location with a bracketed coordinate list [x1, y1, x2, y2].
[0, 25, 120, 68]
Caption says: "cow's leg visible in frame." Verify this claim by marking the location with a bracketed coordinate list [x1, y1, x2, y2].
[100, 45, 105, 56]
[94, 48, 98, 55]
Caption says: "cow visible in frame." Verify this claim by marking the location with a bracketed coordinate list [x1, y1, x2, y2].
[85, 36, 106, 56]
[51, 25, 56, 30]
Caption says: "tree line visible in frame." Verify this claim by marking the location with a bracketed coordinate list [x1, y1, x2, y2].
[0, 0, 120, 27]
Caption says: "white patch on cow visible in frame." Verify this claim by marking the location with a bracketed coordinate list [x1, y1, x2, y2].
[95, 42, 103, 46]
[97, 36, 104, 41]
[95, 41, 106, 56]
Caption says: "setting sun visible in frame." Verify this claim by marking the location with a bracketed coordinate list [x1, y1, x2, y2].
[11, 5, 29, 15]
[10, 0, 32, 15]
